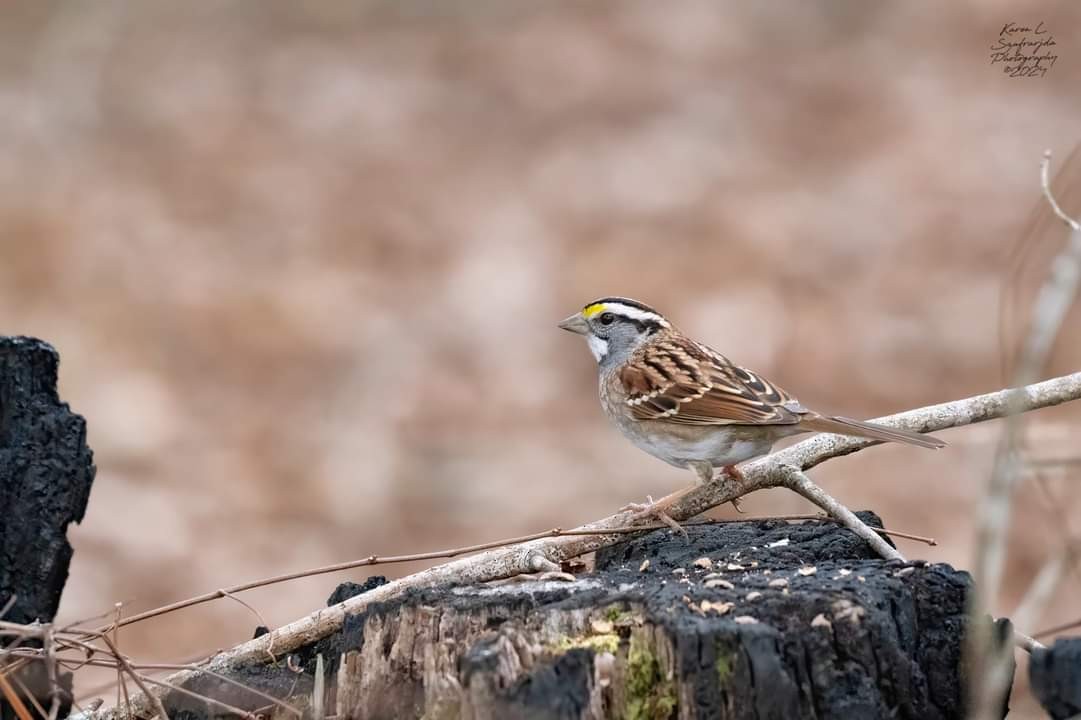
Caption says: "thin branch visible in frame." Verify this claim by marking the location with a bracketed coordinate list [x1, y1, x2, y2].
[81, 370, 1081, 720]
[0, 595, 16, 619]
[0, 667, 34, 720]
[1012, 546, 1074, 638]
[1012, 630, 1046, 654]
[109, 607, 129, 720]
[96, 634, 169, 720]
[1035, 615, 1081, 638]
[775, 464, 904, 561]
[1042, 150, 1081, 232]
[42, 626, 60, 720]
[135, 675, 256, 720]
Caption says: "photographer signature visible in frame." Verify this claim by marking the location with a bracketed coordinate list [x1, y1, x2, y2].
[990, 21, 1058, 78]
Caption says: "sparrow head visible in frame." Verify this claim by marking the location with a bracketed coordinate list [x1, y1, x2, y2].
[558, 297, 670, 366]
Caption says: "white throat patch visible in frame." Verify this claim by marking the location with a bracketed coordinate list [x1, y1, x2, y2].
[587, 335, 609, 362]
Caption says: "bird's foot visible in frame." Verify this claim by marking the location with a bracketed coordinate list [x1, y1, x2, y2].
[620, 495, 688, 540]
[719, 465, 747, 513]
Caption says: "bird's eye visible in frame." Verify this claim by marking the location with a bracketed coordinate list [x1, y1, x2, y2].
[599, 312, 615, 325]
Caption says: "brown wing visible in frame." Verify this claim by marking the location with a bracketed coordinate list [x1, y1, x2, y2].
[619, 336, 807, 426]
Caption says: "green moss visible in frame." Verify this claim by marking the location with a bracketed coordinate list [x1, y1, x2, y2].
[624, 644, 677, 720]
[606, 605, 625, 622]
[715, 650, 733, 685]
[552, 633, 621, 654]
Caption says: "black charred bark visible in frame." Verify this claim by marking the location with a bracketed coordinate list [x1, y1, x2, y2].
[0, 337, 96, 720]
[1030, 637, 1081, 719]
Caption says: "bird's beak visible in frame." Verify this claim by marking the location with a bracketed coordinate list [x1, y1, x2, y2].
[557, 312, 590, 335]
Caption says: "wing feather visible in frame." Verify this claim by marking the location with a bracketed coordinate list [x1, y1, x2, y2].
[619, 337, 805, 426]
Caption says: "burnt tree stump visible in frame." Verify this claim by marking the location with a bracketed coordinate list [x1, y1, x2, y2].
[0, 337, 96, 719]
[1030, 638, 1081, 719]
[166, 513, 1001, 720]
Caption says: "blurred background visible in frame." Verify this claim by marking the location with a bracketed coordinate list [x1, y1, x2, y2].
[1, 1, 1080, 715]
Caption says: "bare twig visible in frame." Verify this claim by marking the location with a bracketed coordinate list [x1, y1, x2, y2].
[775, 465, 904, 561]
[80, 370, 1081, 720]
[42, 626, 60, 720]
[135, 675, 256, 719]
[96, 634, 169, 720]
[1035, 615, 1081, 638]
[1012, 546, 1075, 638]
[11, 672, 49, 720]
[0, 668, 34, 720]
[0, 595, 16, 619]
[1012, 630, 1046, 654]
[1041, 150, 1081, 232]
[109, 607, 129, 720]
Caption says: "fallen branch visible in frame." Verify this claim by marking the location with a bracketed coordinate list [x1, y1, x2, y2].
[85, 369, 1081, 719]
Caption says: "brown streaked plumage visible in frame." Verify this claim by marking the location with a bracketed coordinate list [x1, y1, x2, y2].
[558, 296, 946, 527]
[615, 333, 943, 449]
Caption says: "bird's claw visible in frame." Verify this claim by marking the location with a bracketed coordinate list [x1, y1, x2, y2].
[620, 496, 688, 540]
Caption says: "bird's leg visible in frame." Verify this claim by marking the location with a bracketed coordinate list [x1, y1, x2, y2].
[692, 462, 744, 513]
[718, 464, 747, 513]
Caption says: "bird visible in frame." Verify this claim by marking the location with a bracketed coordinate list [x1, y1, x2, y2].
[558, 296, 945, 529]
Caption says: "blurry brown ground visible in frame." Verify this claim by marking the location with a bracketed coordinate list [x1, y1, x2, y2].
[2, 1, 1080, 715]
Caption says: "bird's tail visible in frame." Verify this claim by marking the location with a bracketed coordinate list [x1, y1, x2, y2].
[799, 415, 946, 449]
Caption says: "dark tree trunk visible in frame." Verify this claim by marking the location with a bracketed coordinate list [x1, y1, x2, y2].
[167, 513, 1008, 720]
[0, 337, 96, 719]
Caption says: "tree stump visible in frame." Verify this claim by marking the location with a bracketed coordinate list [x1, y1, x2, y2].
[166, 513, 996, 720]
[0, 336, 96, 720]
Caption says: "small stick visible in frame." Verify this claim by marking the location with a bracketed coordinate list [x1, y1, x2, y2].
[1012, 629, 1047, 654]
[43, 625, 61, 720]
[775, 465, 904, 562]
[135, 675, 256, 720]
[0, 668, 34, 720]
[97, 634, 170, 720]
[111, 606, 129, 720]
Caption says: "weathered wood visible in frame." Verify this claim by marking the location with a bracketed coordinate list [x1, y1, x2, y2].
[163, 513, 998, 719]
[0, 336, 96, 720]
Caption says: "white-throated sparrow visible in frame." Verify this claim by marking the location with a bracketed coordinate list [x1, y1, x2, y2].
[558, 297, 945, 524]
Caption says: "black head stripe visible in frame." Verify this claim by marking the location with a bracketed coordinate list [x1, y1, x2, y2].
[632, 318, 663, 335]
[584, 297, 660, 315]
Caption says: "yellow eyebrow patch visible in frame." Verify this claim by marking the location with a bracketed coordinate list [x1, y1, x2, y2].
[582, 303, 606, 318]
